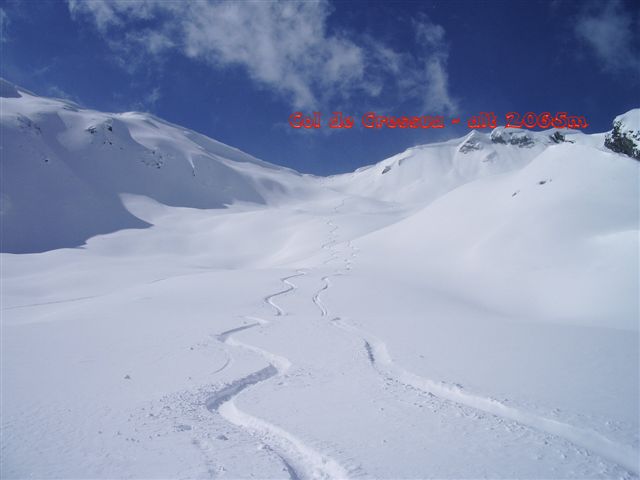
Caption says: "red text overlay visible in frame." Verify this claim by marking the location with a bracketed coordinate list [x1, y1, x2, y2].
[289, 112, 589, 130]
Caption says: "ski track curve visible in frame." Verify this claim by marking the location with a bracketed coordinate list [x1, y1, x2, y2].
[219, 400, 350, 480]
[205, 269, 351, 479]
[317, 207, 639, 477]
[264, 271, 306, 316]
[312, 276, 330, 317]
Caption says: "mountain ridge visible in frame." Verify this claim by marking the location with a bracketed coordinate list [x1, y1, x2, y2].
[1, 78, 638, 253]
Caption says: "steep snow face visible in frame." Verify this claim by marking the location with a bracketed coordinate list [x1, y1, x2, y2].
[0, 81, 316, 253]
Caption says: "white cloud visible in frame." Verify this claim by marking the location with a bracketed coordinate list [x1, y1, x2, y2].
[66, 0, 458, 114]
[176, 1, 366, 108]
[574, 0, 640, 75]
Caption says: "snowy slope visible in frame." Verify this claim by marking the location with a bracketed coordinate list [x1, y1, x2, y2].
[0, 79, 319, 253]
[1, 83, 638, 479]
[347, 142, 638, 328]
[613, 109, 640, 133]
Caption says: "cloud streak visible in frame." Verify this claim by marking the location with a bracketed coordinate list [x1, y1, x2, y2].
[0, 8, 9, 43]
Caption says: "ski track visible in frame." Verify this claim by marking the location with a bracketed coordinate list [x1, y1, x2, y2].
[317, 209, 640, 477]
[2, 294, 101, 310]
[312, 277, 330, 317]
[335, 318, 639, 475]
[219, 400, 350, 480]
[264, 271, 306, 316]
[205, 268, 350, 480]
[313, 215, 350, 317]
[216, 322, 262, 343]
[210, 356, 231, 374]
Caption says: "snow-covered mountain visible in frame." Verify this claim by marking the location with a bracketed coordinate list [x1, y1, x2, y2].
[1, 81, 638, 479]
[327, 127, 598, 205]
[0, 79, 320, 253]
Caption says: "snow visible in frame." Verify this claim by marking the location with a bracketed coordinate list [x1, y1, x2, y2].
[1, 81, 638, 479]
[615, 108, 640, 134]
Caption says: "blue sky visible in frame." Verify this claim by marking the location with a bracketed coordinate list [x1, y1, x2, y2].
[1, 0, 639, 175]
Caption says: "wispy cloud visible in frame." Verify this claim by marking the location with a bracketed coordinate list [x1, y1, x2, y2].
[130, 85, 161, 112]
[46, 84, 81, 104]
[414, 15, 457, 113]
[574, 0, 640, 75]
[0, 8, 9, 43]
[67, 0, 458, 114]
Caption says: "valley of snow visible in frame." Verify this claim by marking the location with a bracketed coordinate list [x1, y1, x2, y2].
[1, 81, 639, 479]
